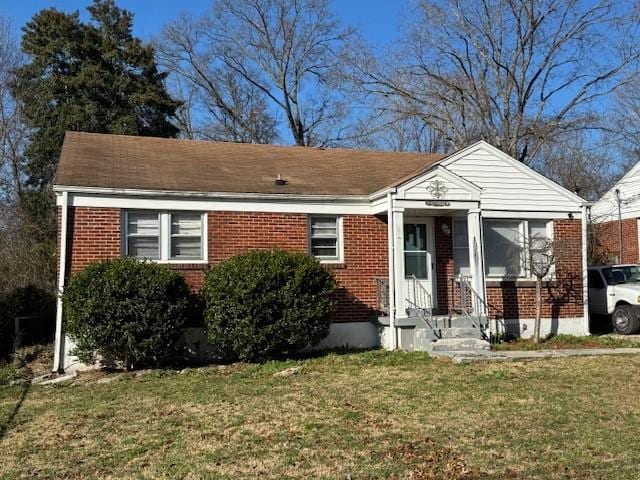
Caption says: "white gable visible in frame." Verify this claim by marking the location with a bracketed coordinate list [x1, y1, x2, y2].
[442, 142, 584, 212]
[591, 162, 640, 222]
[397, 166, 480, 201]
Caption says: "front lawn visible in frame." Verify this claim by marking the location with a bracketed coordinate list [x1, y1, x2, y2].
[493, 334, 640, 351]
[2, 351, 640, 479]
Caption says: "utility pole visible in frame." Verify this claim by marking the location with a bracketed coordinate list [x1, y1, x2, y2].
[615, 188, 623, 263]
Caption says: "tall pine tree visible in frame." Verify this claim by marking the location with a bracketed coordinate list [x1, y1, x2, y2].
[12, 0, 180, 190]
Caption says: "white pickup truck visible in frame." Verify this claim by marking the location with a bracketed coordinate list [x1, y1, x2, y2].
[588, 264, 640, 334]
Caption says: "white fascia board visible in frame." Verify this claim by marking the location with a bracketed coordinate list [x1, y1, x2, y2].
[482, 209, 580, 219]
[60, 192, 373, 215]
[441, 141, 587, 206]
[394, 199, 480, 210]
[54, 185, 370, 202]
[370, 194, 393, 214]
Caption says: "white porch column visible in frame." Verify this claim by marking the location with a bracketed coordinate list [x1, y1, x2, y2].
[392, 207, 407, 320]
[466, 208, 486, 313]
[53, 191, 69, 372]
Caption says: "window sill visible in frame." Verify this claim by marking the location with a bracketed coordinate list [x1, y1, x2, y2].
[167, 263, 210, 271]
[321, 262, 347, 269]
[485, 278, 556, 288]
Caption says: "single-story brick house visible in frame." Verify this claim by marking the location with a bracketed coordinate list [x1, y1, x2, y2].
[591, 162, 640, 263]
[53, 132, 589, 371]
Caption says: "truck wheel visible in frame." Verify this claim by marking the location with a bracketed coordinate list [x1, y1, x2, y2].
[612, 305, 640, 335]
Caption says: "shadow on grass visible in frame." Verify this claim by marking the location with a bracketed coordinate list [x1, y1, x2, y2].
[0, 382, 30, 441]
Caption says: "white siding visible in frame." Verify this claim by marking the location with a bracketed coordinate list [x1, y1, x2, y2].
[446, 145, 582, 212]
[591, 162, 640, 222]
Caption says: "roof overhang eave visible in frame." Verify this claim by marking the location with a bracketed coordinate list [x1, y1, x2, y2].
[52, 184, 373, 203]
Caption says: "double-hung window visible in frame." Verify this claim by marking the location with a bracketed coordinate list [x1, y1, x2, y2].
[124, 211, 205, 262]
[309, 216, 342, 262]
[482, 219, 551, 279]
[125, 212, 161, 260]
[170, 213, 203, 260]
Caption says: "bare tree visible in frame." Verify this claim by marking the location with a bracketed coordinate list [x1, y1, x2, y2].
[349, 0, 640, 163]
[534, 132, 623, 201]
[159, 14, 279, 143]
[0, 17, 25, 204]
[0, 18, 55, 296]
[160, 0, 354, 146]
[528, 234, 559, 343]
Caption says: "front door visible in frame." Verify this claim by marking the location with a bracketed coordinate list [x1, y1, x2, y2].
[403, 219, 436, 311]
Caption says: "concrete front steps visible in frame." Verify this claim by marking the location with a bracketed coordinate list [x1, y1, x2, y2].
[424, 314, 490, 354]
[378, 313, 490, 352]
[425, 337, 491, 353]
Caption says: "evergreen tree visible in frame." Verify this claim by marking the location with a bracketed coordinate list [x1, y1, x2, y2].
[12, 0, 180, 190]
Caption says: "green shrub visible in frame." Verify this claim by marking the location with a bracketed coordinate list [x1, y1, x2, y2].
[63, 257, 190, 369]
[0, 285, 55, 359]
[203, 250, 337, 362]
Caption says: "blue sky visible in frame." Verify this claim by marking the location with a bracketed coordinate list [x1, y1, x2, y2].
[2, 0, 403, 45]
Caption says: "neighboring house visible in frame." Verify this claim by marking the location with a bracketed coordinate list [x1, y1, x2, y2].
[53, 132, 589, 371]
[591, 163, 640, 264]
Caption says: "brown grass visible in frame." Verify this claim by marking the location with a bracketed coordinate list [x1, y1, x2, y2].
[2, 351, 640, 479]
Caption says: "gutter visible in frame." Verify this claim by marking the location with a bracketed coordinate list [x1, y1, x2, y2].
[53, 185, 372, 203]
[53, 191, 69, 372]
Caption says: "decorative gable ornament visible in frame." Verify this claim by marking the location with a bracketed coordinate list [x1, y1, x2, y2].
[427, 179, 448, 199]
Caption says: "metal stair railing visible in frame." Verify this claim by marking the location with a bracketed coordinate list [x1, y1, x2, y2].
[405, 274, 438, 334]
[453, 276, 490, 339]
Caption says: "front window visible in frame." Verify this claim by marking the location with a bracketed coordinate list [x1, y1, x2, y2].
[602, 266, 640, 285]
[170, 213, 203, 260]
[309, 216, 341, 261]
[125, 212, 160, 260]
[483, 220, 523, 278]
[124, 211, 205, 262]
[482, 219, 552, 279]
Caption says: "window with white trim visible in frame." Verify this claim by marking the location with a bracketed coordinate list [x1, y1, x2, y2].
[309, 216, 341, 261]
[170, 212, 203, 260]
[125, 211, 161, 260]
[482, 219, 552, 279]
[124, 211, 205, 262]
[452, 218, 470, 277]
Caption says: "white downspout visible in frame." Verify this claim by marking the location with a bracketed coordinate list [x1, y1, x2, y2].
[386, 192, 397, 350]
[581, 204, 590, 336]
[53, 191, 69, 372]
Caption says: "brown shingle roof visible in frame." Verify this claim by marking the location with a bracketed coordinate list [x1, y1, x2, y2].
[54, 132, 444, 196]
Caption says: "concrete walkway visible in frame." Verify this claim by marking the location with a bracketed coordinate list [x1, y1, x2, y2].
[433, 347, 640, 363]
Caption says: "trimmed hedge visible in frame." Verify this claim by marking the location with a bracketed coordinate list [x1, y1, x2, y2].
[203, 250, 337, 362]
[63, 257, 190, 369]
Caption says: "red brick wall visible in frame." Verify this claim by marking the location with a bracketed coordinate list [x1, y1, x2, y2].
[433, 218, 584, 319]
[434, 216, 455, 315]
[592, 218, 638, 264]
[59, 207, 584, 323]
[59, 208, 388, 323]
[208, 211, 308, 261]
[329, 215, 389, 323]
[62, 207, 121, 275]
[484, 220, 583, 319]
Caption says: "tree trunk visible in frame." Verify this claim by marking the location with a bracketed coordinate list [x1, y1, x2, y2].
[533, 277, 542, 343]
